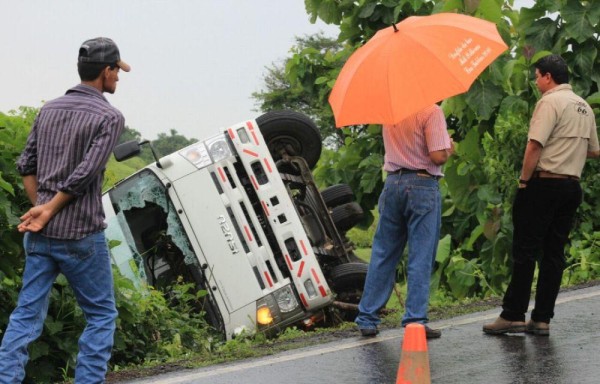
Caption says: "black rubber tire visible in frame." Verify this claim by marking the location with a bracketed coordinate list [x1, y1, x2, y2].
[329, 262, 369, 291]
[320, 184, 355, 208]
[330, 202, 364, 233]
[329, 262, 369, 321]
[256, 110, 322, 169]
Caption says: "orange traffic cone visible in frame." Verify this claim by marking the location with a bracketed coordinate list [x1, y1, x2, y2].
[396, 323, 431, 384]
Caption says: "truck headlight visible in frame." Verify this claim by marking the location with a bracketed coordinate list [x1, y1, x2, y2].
[274, 285, 298, 313]
[255, 285, 303, 330]
[205, 135, 232, 163]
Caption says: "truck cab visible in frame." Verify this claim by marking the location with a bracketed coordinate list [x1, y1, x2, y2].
[104, 111, 367, 339]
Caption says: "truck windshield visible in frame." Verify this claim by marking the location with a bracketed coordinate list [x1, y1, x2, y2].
[106, 169, 202, 290]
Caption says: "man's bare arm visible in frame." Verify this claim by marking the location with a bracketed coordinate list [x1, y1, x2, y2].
[429, 139, 455, 165]
[22, 175, 38, 205]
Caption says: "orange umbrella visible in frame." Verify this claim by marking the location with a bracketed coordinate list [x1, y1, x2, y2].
[329, 13, 508, 127]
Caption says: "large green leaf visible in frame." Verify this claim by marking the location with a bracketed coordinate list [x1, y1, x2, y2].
[358, 2, 377, 18]
[524, 18, 557, 52]
[465, 82, 505, 120]
[0, 174, 14, 195]
[498, 95, 529, 117]
[318, 0, 342, 24]
[435, 234, 452, 263]
[477, 0, 504, 23]
[571, 43, 597, 77]
[587, 92, 600, 106]
[562, 0, 596, 43]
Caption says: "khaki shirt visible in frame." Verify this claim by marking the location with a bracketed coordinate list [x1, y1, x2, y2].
[529, 84, 599, 178]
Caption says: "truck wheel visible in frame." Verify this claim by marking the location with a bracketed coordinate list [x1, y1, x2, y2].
[329, 262, 369, 321]
[320, 184, 355, 208]
[331, 202, 364, 233]
[256, 110, 322, 169]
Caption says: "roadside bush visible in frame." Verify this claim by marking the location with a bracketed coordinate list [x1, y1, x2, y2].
[111, 271, 217, 368]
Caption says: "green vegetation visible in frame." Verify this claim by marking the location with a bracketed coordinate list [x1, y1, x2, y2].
[257, 0, 600, 298]
[2, 0, 600, 382]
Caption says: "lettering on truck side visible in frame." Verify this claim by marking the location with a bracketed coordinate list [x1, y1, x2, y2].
[218, 215, 239, 255]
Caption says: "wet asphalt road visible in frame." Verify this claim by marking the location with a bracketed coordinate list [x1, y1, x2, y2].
[123, 285, 600, 384]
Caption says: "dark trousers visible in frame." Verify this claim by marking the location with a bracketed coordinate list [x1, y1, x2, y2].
[501, 178, 582, 323]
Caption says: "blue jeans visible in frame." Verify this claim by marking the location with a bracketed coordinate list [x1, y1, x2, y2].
[0, 232, 117, 384]
[356, 173, 441, 329]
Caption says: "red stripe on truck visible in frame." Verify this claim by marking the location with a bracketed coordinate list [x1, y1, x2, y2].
[311, 268, 321, 284]
[261, 201, 270, 216]
[244, 226, 253, 242]
[264, 271, 274, 288]
[297, 261, 305, 278]
[285, 254, 293, 270]
[217, 168, 226, 183]
[300, 240, 308, 255]
[300, 293, 308, 308]
[243, 149, 259, 157]
[263, 158, 273, 173]
[319, 286, 327, 297]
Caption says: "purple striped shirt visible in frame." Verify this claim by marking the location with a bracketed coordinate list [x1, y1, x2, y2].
[17, 84, 125, 239]
[382, 104, 451, 176]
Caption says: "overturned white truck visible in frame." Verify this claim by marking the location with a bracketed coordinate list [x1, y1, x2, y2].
[103, 110, 367, 339]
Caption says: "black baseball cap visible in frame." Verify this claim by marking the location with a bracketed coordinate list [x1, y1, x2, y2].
[78, 37, 130, 72]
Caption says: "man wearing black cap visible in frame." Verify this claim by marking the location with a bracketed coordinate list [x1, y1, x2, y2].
[0, 37, 130, 383]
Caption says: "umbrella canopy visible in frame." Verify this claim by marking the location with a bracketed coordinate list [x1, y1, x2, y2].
[329, 13, 508, 128]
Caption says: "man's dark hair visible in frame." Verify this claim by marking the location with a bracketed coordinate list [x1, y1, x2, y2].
[77, 62, 116, 81]
[534, 54, 569, 84]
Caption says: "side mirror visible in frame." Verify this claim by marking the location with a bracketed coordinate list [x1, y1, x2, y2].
[113, 140, 142, 162]
[113, 139, 163, 168]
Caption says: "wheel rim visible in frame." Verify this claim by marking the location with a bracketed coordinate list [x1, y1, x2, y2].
[266, 134, 304, 158]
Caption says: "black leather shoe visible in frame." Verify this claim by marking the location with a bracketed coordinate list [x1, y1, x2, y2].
[424, 325, 441, 339]
[359, 328, 379, 337]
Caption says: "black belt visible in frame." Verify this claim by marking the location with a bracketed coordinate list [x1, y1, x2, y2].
[531, 171, 579, 180]
[388, 168, 440, 180]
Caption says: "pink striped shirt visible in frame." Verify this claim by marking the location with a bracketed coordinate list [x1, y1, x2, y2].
[382, 104, 451, 176]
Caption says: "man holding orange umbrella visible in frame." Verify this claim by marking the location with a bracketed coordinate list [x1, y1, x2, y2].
[327, 12, 506, 338]
[355, 104, 453, 338]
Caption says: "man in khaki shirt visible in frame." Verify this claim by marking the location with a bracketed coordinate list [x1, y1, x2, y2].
[484, 54, 599, 336]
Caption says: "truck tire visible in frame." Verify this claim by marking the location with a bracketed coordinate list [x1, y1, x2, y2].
[320, 184, 355, 208]
[329, 262, 369, 321]
[330, 202, 364, 233]
[256, 110, 322, 169]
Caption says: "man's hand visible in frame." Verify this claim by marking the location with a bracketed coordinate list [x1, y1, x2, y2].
[18, 204, 54, 233]
[18, 190, 74, 233]
[17, 204, 54, 232]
